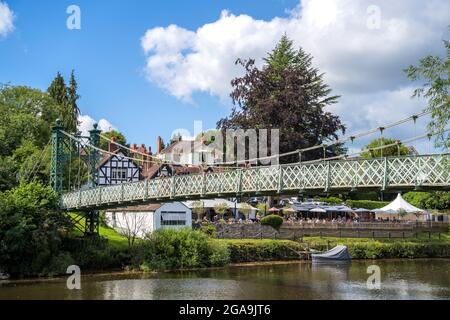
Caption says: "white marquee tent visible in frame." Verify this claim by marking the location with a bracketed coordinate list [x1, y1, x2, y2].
[374, 193, 425, 221]
[377, 193, 424, 213]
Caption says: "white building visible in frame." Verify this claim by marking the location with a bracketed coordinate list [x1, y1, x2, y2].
[157, 135, 223, 166]
[105, 202, 192, 238]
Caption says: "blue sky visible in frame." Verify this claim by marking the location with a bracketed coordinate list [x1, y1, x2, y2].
[1, 0, 449, 153]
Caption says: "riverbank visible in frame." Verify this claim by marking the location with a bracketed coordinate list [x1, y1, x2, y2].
[2, 259, 450, 300]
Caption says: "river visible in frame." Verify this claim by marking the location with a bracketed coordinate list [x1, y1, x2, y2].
[1, 259, 449, 300]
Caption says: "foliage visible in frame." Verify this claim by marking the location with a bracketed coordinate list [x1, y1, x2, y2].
[47, 71, 80, 133]
[219, 239, 303, 262]
[214, 202, 230, 217]
[361, 137, 412, 158]
[239, 203, 253, 218]
[256, 203, 268, 215]
[318, 196, 343, 205]
[0, 182, 71, 276]
[139, 229, 230, 271]
[405, 31, 450, 148]
[199, 224, 217, 237]
[403, 191, 450, 210]
[217, 35, 346, 163]
[0, 85, 64, 190]
[345, 199, 390, 210]
[260, 214, 284, 230]
[99, 130, 127, 151]
[305, 237, 450, 259]
[191, 200, 207, 220]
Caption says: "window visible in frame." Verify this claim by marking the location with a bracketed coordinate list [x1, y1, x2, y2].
[161, 211, 186, 227]
[111, 168, 127, 180]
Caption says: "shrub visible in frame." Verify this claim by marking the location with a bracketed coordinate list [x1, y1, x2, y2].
[223, 240, 303, 262]
[260, 215, 283, 230]
[345, 200, 389, 210]
[318, 197, 343, 205]
[199, 225, 217, 237]
[139, 229, 229, 271]
[0, 182, 71, 277]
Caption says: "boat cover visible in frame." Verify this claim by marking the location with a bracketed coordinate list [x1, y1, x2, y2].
[311, 245, 352, 261]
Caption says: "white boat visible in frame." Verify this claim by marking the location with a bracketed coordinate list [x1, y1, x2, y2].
[311, 245, 352, 262]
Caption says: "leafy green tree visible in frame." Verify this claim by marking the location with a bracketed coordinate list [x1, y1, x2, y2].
[99, 130, 127, 151]
[361, 137, 412, 158]
[404, 191, 450, 210]
[214, 202, 229, 218]
[0, 85, 62, 190]
[191, 200, 207, 220]
[67, 70, 81, 133]
[0, 182, 71, 276]
[218, 36, 345, 163]
[48, 71, 81, 133]
[239, 203, 253, 219]
[405, 31, 449, 148]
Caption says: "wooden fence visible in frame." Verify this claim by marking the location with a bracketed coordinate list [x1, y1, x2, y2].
[213, 222, 449, 240]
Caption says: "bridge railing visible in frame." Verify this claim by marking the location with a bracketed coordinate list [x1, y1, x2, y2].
[60, 154, 449, 210]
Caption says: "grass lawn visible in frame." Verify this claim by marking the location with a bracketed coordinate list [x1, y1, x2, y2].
[300, 231, 450, 247]
[69, 213, 129, 249]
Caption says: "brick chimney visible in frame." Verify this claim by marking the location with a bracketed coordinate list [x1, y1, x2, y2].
[140, 143, 147, 154]
[157, 136, 162, 154]
[108, 137, 118, 153]
[131, 144, 137, 153]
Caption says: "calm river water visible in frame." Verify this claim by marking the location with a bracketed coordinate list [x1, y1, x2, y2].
[1, 259, 449, 300]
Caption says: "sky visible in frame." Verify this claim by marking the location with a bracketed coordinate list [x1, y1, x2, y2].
[0, 0, 449, 154]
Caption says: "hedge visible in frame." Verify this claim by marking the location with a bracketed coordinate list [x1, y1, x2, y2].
[345, 200, 390, 210]
[220, 239, 304, 262]
[260, 215, 284, 230]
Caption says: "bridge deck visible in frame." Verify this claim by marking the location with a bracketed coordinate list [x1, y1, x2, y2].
[60, 154, 449, 211]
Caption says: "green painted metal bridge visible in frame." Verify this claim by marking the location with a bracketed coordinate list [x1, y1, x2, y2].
[60, 154, 449, 211]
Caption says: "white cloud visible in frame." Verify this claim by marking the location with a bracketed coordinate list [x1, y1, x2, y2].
[78, 115, 117, 137]
[141, 0, 449, 152]
[0, 1, 14, 38]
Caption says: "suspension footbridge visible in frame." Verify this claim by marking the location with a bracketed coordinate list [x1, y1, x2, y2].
[47, 112, 449, 212]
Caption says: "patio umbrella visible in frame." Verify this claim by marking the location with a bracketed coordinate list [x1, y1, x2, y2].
[283, 207, 296, 213]
[268, 207, 280, 212]
[310, 207, 326, 219]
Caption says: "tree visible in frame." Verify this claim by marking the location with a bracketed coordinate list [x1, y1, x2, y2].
[116, 212, 147, 248]
[191, 200, 207, 220]
[213, 202, 229, 218]
[99, 130, 127, 151]
[239, 203, 253, 219]
[48, 71, 81, 133]
[405, 31, 449, 148]
[361, 137, 412, 158]
[0, 182, 71, 276]
[0, 85, 62, 191]
[217, 36, 345, 163]
[67, 70, 81, 133]
[256, 203, 268, 216]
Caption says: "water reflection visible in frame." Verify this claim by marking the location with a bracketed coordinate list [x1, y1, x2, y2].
[0, 260, 449, 300]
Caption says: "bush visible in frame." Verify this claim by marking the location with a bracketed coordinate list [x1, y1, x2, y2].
[318, 197, 343, 205]
[345, 199, 389, 210]
[223, 240, 303, 262]
[61, 236, 129, 271]
[199, 225, 217, 237]
[260, 215, 283, 230]
[0, 182, 72, 277]
[139, 229, 229, 271]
